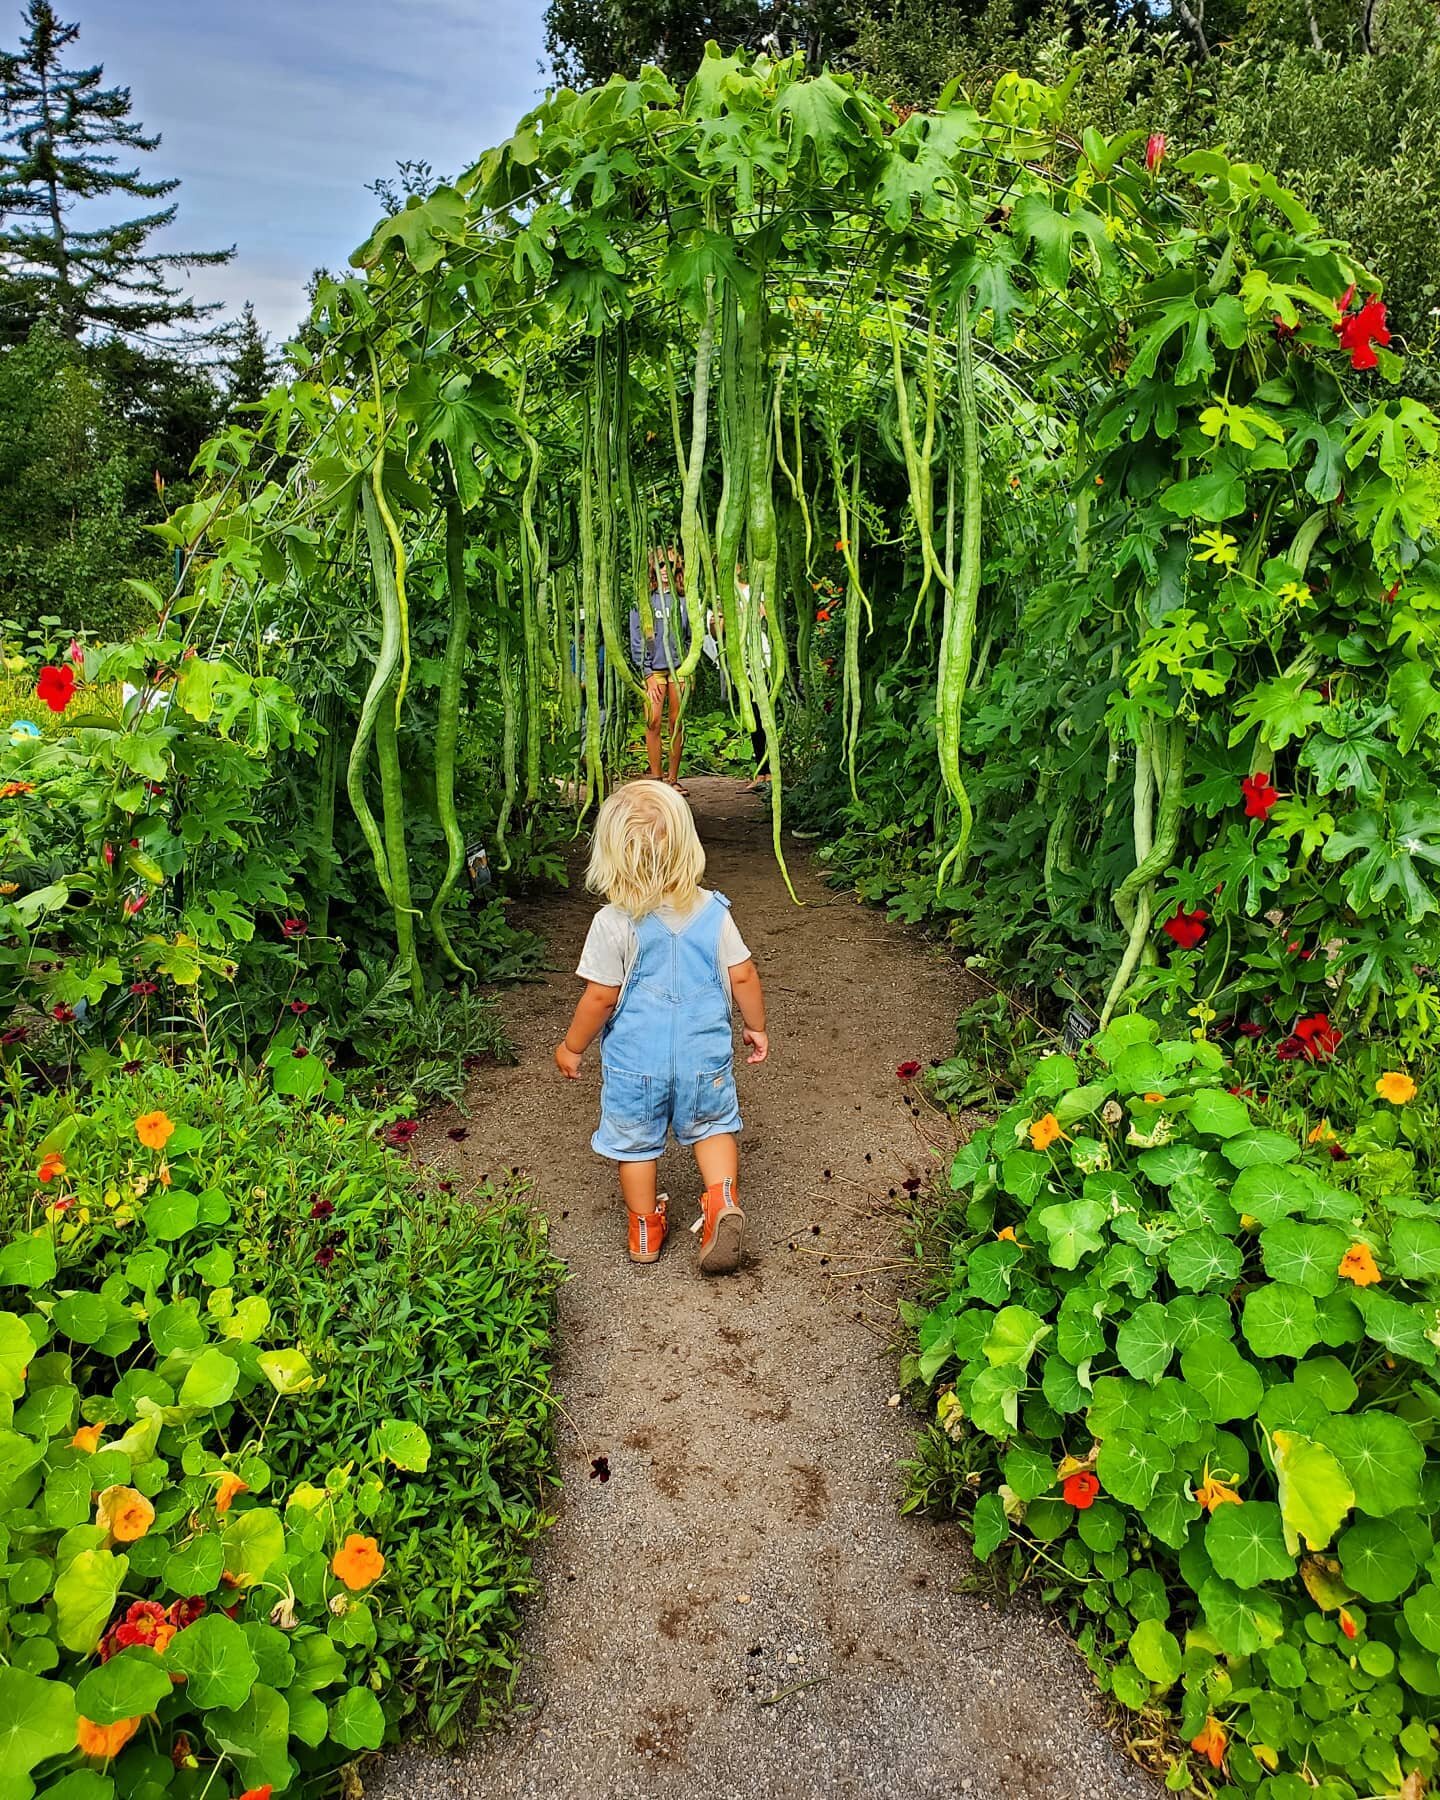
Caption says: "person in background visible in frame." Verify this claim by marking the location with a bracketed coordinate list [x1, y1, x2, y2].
[630, 548, 690, 793]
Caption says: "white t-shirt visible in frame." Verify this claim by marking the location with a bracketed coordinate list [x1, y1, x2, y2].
[577, 889, 751, 997]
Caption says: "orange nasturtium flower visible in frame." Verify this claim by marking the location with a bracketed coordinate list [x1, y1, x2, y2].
[36, 1151, 67, 1183]
[1195, 1473, 1243, 1512]
[70, 1423, 103, 1453]
[1029, 1113, 1067, 1152]
[1191, 1717, 1228, 1770]
[1141, 1092, 1166, 1104]
[96, 1484, 155, 1542]
[332, 1533, 386, 1591]
[215, 1472, 249, 1515]
[1338, 1242, 1382, 1287]
[1307, 1118, 1336, 1144]
[239, 1786, 275, 1800]
[134, 1109, 175, 1150]
[1376, 1071, 1417, 1105]
[77, 1715, 142, 1759]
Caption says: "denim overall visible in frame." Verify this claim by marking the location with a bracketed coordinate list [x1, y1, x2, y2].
[591, 893, 742, 1163]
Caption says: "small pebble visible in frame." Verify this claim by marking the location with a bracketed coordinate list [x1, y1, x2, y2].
[735, 1593, 752, 1604]
[886, 1393, 901, 1408]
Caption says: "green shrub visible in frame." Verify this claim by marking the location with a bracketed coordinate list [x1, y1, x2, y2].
[0, 1059, 561, 1789]
[907, 1016, 1440, 1794]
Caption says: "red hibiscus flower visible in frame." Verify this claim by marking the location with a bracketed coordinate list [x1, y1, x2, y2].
[1240, 772, 1279, 820]
[896, 1060, 922, 1081]
[281, 917, 308, 939]
[1062, 1471, 1100, 1509]
[1144, 132, 1166, 172]
[1295, 1012, 1341, 1061]
[1162, 907, 1208, 949]
[384, 1118, 420, 1147]
[1335, 294, 1391, 370]
[36, 663, 76, 713]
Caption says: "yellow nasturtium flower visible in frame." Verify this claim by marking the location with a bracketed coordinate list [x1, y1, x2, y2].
[1376, 1071, 1417, 1105]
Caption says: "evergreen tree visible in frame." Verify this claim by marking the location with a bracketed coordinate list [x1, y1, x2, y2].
[0, 1, 232, 344]
[224, 302, 272, 413]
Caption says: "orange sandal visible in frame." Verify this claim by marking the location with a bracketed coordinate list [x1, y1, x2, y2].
[628, 1192, 668, 1264]
[691, 1177, 745, 1275]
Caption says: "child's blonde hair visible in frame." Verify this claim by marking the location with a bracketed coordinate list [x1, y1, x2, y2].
[586, 780, 705, 919]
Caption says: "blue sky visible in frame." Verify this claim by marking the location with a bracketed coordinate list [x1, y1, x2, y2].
[70, 1, 548, 343]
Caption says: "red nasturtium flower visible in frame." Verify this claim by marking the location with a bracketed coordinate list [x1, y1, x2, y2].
[1335, 293, 1391, 370]
[36, 663, 76, 713]
[1144, 132, 1166, 171]
[36, 1151, 66, 1184]
[1294, 1012, 1341, 1061]
[1162, 906, 1208, 949]
[1240, 771, 1279, 820]
[1062, 1471, 1100, 1509]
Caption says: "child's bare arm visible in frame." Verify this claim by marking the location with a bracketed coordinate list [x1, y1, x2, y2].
[555, 980, 621, 1079]
[729, 958, 768, 1064]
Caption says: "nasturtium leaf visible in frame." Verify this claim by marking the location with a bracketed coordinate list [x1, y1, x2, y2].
[1166, 1229, 1243, 1293]
[53, 1548, 128, 1653]
[1319, 1413, 1425, 1518]
[1242, 1283, 1320, 1359]
[178, 1347, 240, 1410]
[1142, 1472, 1202, 1551]
[0, 1667, 77, 1781]
[1054, 1082, 1111, 1127]
[971, 1489, 1010, 1561]
[1041, 1353, 1087, 1415]
[1056, 1287, 1107, 1362]
[1114, 1302, 1175, 1383]
[44, 1463, 92, 1530]
[1130, 1618, 1182, 1687]
[289, 1690, 329, 1749]
[1099, 1243, 1157, 1297]
[1290, 1356, 1357, 1414]
[1087, 1376, 1151, 1438]
[168, 1614, 260, 1710]
[206, 1682, 290, 1793]
[1077, 1501, 1125, 1553]
[1404, 1582, 1440, 1652]
[1112, 1042, 1166, 1094]
[1034, 1199, 1107, 1270]
[1181, 1335, 1263, 1422]
[1199, 1575, 1285, 1657]
[1166, 1294, 1231, 1346]
[257, 1347, 315, 1395]
[1023, 1497, 1070, 1543]
[1260, 1221, 1348, 1297]
[52, 1292, 109, 1346]
[1096, 1432, 1173, 1508]
[73, 1649, 172, 1726]
[1340, 1517, 1418, 1603]
[149, 1299, 205, 1356]
[1001, 1151, 1047, 1206]
[164, 1532, 225, 1597]
[192, 1245, 235, 1287]
[1231, 1163, 1310, 1226]
[1001, 1441, 1055, 1504]
[329, 1685, 385, 1752]
[220, 1296, 270, 1344]
[982, 1306, 1050, 1370]
[968, 1365, 1024, 1437]
[965, 1240, 1024, 1305]
[1258, 1382, 1327, 1437]
[242, 1622, 296, 1690]
[1147, 1377, 1214, 1447]
[292, 1632, 346, 1691]
[143, 1188, 199, 1239]
[0, 1234, 57, 1287]
[222, 1507, 285, 1586]
[1273, 1430, 1355, 1554]
[1136, 1144, 1209, 1187]
[1224, 1130, 1302, 1169]
[1353, 1288, 1437, 1366]
[1207, 1501, 1295, 1588]
[1389, 1217, 1440, 1280]
[1314, 1288, 1364, 1347]
[328, 1600, 377, 1651]
[1187, 1088, 1254, 1139]
[374, 1420, 430, 1471]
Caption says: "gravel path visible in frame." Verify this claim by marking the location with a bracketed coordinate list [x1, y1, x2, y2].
[377, 777, 1158, 1800]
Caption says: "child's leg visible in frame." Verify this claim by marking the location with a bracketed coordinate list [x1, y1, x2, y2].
[618, 1159, 659, 1216]
[691, 1133, 745, 1275]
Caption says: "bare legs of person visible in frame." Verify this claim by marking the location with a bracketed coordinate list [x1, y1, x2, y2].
[645, 673, 686, 790]
[617, 1134, 737, 1219]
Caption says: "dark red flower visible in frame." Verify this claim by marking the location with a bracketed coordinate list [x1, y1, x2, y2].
[590, 1455, 611, 1483]
[384, 1118, 420, 1148]
[51, 1003, 75, 1023]
[145, 781, 164, 798]
[115, 1600, 168, 1648]
[902, 1176, 922, 1194]
[1276, 1035, 1305, 1061]
[315, 1244, 337, 1269]
[1144, 132, 1166, 172]
[1236, 1022, 1264, 1040]
[1294, 1012, 1341, 1060]
[1286, 940, 1314, 961]
[121, 1058, 142, 1074]
[167, 1595, 206, 1628]
[171, 1734, 194, 1770]
[130, 981, 158, 996]
[1328, 1144, 1350, 1162]
[1274, 316, 1299, 343]
[896, 1060, 922, 1081]
[36, 664, 76, 713]
[447, 1126, 469, 1142]
[289, 1000, 311, 1014]
[292, 1045, 310, 1059]
[1240, 772, 1279, 821]
[1383, 580, 1401, 606]
[1162, 907, 1208, 950]
[1, 1026, 29, 1046]
[310, 1198, 335, 1220]
[281, 918, 308, 939]
[1335, 294, 1391, 370]
[1062, 1471, 1100, 1509]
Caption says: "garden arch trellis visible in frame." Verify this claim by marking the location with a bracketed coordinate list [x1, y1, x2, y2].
[182, 48, 1426, 1026]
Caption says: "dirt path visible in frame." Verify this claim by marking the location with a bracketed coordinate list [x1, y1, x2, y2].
[378, 777, 1157, 1800]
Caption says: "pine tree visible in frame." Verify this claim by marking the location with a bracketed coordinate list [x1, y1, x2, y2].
[0, 1, 232, 344]
[224, 302, 272, 413]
